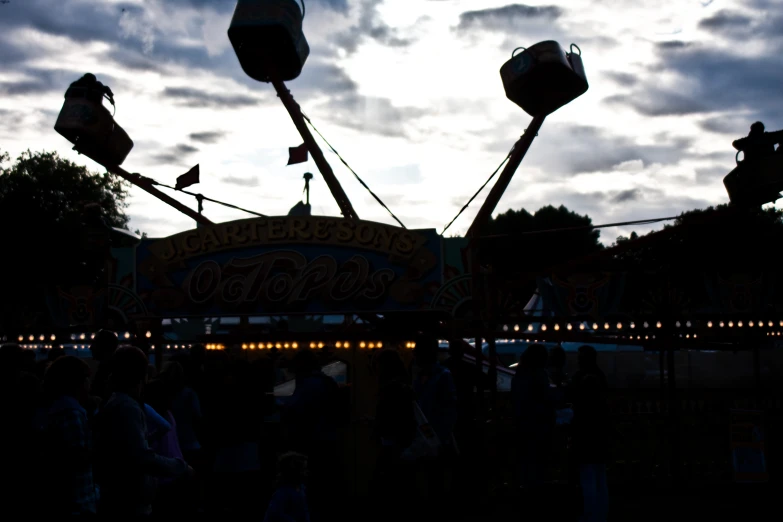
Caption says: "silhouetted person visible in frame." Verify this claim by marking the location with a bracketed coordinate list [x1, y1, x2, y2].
[145, 365, 190, 516]
[263, 452, 310, 522]
[511, 344, 555, 493]
[442, 338, 486, 499]
[733, 121, 782, 161]
[569, 345, 610, 522]
[93, 346, 191, 516]
[374, 350, 417, 519]
[548, 345, 568, 390]
[90, 329, 119, 404]
[0, 344, 42, 511]
[283, 349, 341, 522]
[412, 336, 458, 509]
[48, 344, 66, 363]
[210, 359, 263, 515]
[42, 356, 97, 515]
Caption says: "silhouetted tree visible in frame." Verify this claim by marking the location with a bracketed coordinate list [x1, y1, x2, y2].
[0, 149, 130, 329]
[480, 204, 604, 272]
[612, 204, 783, 270]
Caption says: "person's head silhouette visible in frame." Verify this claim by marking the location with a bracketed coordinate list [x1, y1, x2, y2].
[750, 121, 765, 136]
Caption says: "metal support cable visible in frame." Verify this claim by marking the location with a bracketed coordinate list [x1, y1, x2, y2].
[123, 172, 266, 218]
[301, 112, 407, 229]
[440, 149, 513, 236]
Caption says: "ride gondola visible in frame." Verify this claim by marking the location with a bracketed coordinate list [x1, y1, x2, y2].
[724, 123, 783, 207]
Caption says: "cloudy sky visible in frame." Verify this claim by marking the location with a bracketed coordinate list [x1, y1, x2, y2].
[1, 0, 781, 241]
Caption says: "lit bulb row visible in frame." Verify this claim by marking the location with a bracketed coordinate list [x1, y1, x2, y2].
[502, 319, 783, 332]
[163, 344, 194, 350]
[205, 344, 225, 351]
[15, 331, 144, 343]
[766, 332, 783, 337]
[705, 320, 781, 328]
[243, 342, 301, 350]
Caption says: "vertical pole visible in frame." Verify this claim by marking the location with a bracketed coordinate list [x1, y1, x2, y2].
[271, 80, 358, 220]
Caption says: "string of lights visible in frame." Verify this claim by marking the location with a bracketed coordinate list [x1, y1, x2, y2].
[301, 112, 407, 229]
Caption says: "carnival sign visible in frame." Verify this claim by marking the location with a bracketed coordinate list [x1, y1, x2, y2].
[135, 217, 442, 316]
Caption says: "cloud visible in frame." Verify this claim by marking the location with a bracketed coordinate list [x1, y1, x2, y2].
[189, 131, 225, 144]
[223, 175, 259, 187]
[176, 144, 199, 154]
[318, 94, 428, 138]
[161, 87, 262, 108]
[698, 10, 752, 32]
[483, 123, 693, 177]
[607, 41, 783, 123]
[605, 72, 638, 87]
[333, 0, 414, 53]
[0, 69, 96, 97]
[149, 143, 199, 166]
[695, 165, 729, 185]
[612, 189, 641, 203]
[456, 4, 563, 33]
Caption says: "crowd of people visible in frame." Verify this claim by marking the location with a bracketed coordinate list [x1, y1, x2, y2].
[0, 331, 609, 521]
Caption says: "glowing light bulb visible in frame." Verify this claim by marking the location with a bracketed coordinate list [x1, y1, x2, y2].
[377, 342, 383, 348]
[79, 334, 85, 340]
[17, 336, 23, 342]
[344, 342, 350, 348]
[318, 342, 324, 349]
[39, 335, 45, 341]
[514, 325, 520, 332]
[656, 322, 662, 328]
[676, 321, 681, 328]
[360, 342, 366, 348]
[728, 321, 734, 328]
[579, 323, 585, 330]
[292, 342, 298, 349]
[368, 343, 375, 349]
[336, 342, 342, 348]
[708, 321, 713, 328]
[310, 342, 316, 349]
[145, 331, 152, 338]
[29, 335, 34, 341]
[769, 321, 774, 327]
[242, 344, 248, 350]
[567, 324, 573, 330]
[541, 324, 547, 331]
[738, 321, 743, 327]
[276, 343, 282, 349]
[630, 322, 636, 329]
[124, 332, 130, 339]
[593, 323, 599, 330]
[554, 324, 560, 331]
[617, 323, 622, 330]
[249, 343, 256, 349]
[749, 321, 754, 327]
[527, 325, 533, 331]
[604, 323, 610, 330]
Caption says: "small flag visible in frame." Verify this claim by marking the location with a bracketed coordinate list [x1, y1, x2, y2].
[176, 164, 200, 190]
[287, 143, 308, 165]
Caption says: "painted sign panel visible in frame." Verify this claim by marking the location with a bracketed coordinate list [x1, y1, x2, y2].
[135, 217, 442, 317]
